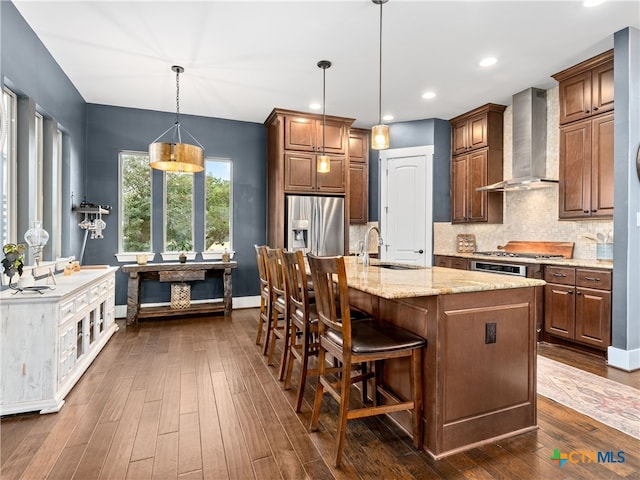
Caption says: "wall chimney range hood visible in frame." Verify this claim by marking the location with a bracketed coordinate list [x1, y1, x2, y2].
[477, 87, 558, 192]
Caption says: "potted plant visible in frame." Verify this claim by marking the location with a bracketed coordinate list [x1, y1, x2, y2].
[2, 243, 25, 286]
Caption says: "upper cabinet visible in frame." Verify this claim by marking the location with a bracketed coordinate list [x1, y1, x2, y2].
[553, 51, 614, 125]
[264, 108, 354, 248]
[553, 50, 614, 220]
[284, 115, 348, 154]
[449, 104, 506, 224]
[348, 128, 369, 224]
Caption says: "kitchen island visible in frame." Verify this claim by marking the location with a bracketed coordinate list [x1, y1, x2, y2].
[342, 258, 545, 459]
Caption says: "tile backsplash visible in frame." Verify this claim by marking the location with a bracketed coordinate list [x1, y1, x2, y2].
[434, 86, 613, 261]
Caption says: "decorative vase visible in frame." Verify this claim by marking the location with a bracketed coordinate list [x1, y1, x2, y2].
[179, 253, 187, 263]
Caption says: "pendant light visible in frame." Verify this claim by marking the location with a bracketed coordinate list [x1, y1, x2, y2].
[317, 60, 332, 173]
[371, 0, 390, 150]
[149, 65, 204, 173]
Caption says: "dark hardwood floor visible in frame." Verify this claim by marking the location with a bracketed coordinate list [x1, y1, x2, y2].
[1, 308, 639, 479]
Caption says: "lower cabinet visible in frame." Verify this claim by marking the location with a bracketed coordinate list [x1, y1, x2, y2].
[0, 268, 118, 415]
[434, 255, 469, 270]
[544, 265, 611, 350]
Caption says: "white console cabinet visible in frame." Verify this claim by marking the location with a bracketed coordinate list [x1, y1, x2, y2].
[1, 267, 118, 415]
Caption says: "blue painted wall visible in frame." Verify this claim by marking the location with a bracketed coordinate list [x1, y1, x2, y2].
[1, 1, 87, 257]
[368, 118, 451, 222]
[84, 104, 266, 304]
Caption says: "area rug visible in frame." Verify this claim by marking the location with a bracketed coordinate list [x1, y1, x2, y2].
[537, 355, 640, 440]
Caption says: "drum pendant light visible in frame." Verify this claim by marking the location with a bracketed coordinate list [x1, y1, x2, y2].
[317, 60, 332, 173]
[371, 0, 389, 150]
[149, 65, 204, 173]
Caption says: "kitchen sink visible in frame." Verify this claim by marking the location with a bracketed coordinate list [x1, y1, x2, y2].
[372, 262, 424, 270]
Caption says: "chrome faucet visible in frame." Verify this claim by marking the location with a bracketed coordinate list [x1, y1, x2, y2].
[362, 225, 383, 267]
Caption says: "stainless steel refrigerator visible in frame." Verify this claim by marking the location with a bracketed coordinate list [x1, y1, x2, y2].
[286, 195, 344, 256]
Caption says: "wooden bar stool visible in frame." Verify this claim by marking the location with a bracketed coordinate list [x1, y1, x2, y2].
[280, 249, 319, 412]
[307, 254, 426, 467]
[264, 247, 290, 380]
[254, 245, 271, 349]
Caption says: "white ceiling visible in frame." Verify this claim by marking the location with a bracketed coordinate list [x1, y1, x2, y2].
[12, 0, 640, 128]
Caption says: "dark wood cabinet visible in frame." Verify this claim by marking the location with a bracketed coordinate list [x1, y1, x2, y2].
[451, 148, 503, 223]
[450, 104, 505, 224]
[284, 115, 347, 154]
[434, 255, 468, 270]
[348, 129, 369, 224]
[543, 265, 611, 350]
[284, 152, 346, 193]
[553, 50, 614, 220]
[553, 50, 614, 125]
[265, 108, 354, 249]
[558, 113, 614, 219]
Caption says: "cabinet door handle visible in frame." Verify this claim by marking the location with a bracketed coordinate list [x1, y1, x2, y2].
[584, 210, 590, 214]
[414, 249, 424, 254]
[584, 109, 590, 113]
[591, 209, 597, 213]
[552, 273, 567, 277]
[576, 291, 582, 295]
[593, 106, 599, 111]
[584, 276, 600, 282]
[568, 291, 574, 295]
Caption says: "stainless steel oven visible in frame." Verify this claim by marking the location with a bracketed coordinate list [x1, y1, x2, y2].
[471, 260, 527, 277]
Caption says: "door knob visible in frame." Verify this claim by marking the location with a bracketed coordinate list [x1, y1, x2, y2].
[414, 249, 424, 254]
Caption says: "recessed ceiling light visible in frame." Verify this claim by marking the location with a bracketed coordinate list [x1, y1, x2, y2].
[422, 91, 436, 99]
[382, 114, 394, 122]
[309, 102, 321, 110]
[479, 57, 497, 67]
[583, 0, 606, 7]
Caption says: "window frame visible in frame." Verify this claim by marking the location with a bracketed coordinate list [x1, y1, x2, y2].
[202, 157, 233, 258]
[1, 88, 17, 246]
[116, 150, 153, 261]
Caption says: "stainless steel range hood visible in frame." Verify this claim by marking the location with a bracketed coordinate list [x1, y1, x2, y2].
[477, 87, 558, 192]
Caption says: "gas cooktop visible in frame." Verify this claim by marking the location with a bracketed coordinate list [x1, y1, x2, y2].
[472, 251, 565, 259]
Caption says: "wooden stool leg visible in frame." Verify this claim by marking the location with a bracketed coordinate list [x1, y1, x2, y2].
[283, 324, 298, 390]
[294, 333, 311, 412]
[411, 348, 423, 449]
[309, 349, 326, 431]
[334, 362, 352, 467]
[262, 301, 272, 356]
[255, 297, 265, 345]
[277, 318, 291, 381]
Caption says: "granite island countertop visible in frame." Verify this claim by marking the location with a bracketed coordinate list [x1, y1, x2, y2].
[342, 257, 545, 299]
[434, 252, 613, 270]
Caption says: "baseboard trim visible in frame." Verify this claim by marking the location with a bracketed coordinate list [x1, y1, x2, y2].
[114, 295, 260, 319]
[607, 346, 640, 371]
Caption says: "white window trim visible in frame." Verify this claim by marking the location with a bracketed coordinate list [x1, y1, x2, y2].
[2, 88, 17, 244]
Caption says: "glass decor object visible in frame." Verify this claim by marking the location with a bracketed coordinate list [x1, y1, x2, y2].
[149, 65, 205, 173]
[24, 220, 49, 266]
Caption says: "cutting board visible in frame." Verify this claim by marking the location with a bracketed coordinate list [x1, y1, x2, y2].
[497, 241, 574, 258]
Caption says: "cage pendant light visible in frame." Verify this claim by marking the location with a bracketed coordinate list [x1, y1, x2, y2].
[149, 65, 205, 173]
[316, 60, 332, 173]
[371, 0, 390, 150]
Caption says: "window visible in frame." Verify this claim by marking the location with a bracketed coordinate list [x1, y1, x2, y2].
[119, 151, 152, 253]
[35, 112, 43, 222]
[204, 158, 232, 252]
[0, 88, 17, 246]
[165, 171, 194, 252]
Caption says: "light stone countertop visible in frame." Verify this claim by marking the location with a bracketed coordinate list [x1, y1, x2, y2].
[342, 257, 545, 300]
[434, 252, 613, 270]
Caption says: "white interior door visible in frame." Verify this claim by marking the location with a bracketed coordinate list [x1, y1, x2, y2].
[380, 146, 433, 266]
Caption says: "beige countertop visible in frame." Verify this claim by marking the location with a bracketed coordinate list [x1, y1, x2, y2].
[434, 252, 613, 270]
[343, 257, 545, 300]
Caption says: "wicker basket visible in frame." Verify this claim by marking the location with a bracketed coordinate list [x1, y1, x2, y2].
[170, 283, 191, 310]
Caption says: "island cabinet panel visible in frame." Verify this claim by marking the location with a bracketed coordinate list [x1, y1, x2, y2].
[348, 284, 538, 460]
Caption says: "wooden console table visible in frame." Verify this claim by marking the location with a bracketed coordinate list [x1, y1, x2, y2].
[121, 261, 237, 325]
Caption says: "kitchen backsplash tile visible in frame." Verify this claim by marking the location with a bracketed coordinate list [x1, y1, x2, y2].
[434, 86, 613, 261]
